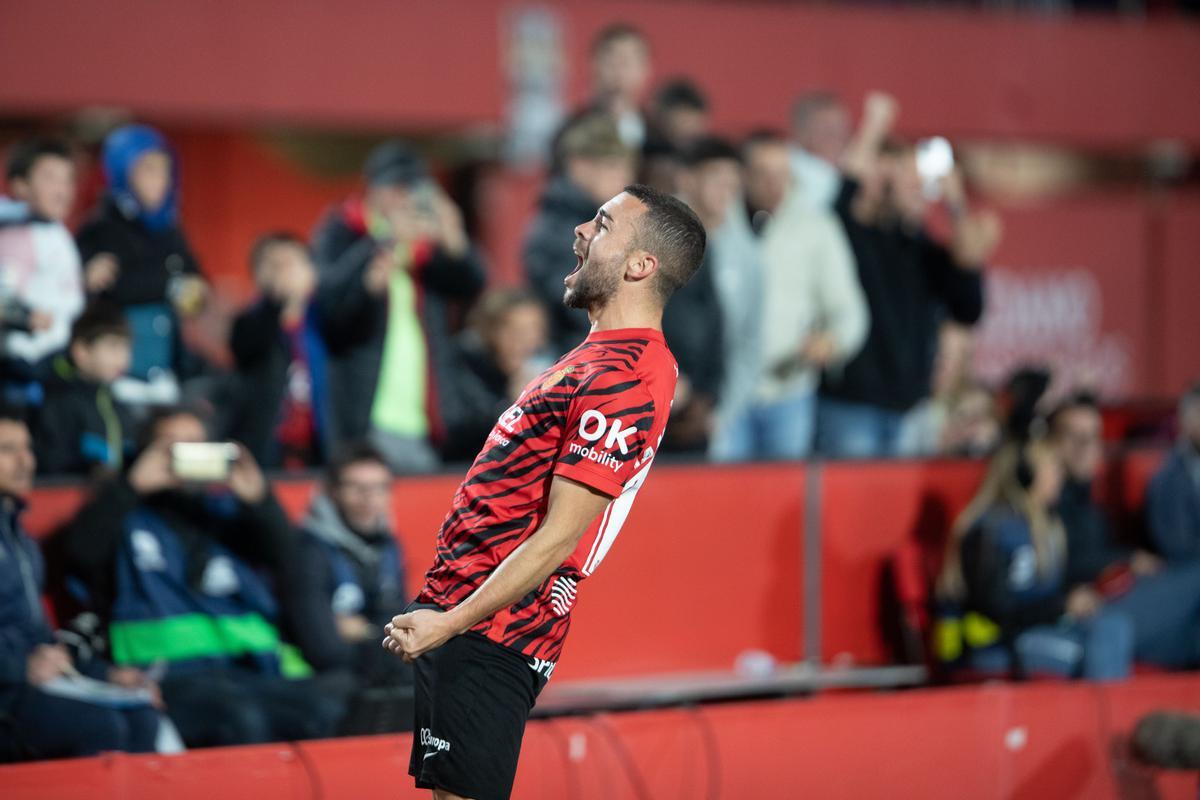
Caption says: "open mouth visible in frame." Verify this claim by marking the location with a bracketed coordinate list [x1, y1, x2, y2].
[565, 247, 585, 283]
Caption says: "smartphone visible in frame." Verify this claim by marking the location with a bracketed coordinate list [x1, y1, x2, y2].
[170, 442, 239, 483]
[916, 136, 954, 199]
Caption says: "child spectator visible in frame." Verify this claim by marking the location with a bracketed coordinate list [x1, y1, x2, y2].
[76, 124, 207, 406]
[227, 232, 323, 470]
[33, 303, 133, 477]
[0, 138, 85, 406]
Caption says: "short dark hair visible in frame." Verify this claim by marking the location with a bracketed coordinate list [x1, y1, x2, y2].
[250, 230, 308, 274]
[741, 128, 788, 156]
[6, 138, 71, 183]
[70, 302, 130, 346]
[622, 183, 706, 303]
[653, 79, 708, 115]
[591, 23, 646, 57]
[0, 403, 27, 428]
[1048, 390, 1101, 434]
[135, 405, 209, 453]
[681, 136, 740, 169]
[326, 441, 392, 486]
[791, 90, 845, 131]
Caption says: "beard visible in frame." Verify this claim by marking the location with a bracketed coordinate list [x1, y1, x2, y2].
[563, 253, 623, 311]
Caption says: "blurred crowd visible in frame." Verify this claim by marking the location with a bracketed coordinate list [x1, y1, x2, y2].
[1, 22, 1198, 762]
[2, 24, 1004, 480]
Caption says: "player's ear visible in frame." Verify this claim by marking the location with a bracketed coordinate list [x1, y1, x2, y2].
[624, 251, 659, 283]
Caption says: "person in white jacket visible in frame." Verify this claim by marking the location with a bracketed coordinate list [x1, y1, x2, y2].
[712, 130, 867, 461]
[0, 139, 84, 400]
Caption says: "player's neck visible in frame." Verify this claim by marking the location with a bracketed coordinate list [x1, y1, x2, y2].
[587, 299, 662, 334]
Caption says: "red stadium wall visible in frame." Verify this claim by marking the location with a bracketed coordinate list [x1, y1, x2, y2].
[4, 1, 1200, 147]
[23, 453, 1164, 675]
[4, 673, 1199, 800]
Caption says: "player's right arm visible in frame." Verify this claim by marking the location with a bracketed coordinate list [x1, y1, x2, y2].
[383, 476, 611, 662]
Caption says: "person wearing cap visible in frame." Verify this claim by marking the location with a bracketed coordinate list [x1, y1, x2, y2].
[311, 140, 485, 473]
[523, 112, 635, 354]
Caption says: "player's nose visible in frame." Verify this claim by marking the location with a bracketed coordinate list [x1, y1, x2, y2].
[573, 219, 594, 242]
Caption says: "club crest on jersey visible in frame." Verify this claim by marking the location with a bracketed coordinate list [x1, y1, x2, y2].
[498, 404, 525, 433]
[541, 364, 576, 391]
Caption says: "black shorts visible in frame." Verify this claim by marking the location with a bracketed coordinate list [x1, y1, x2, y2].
[407, 626, 548, 800]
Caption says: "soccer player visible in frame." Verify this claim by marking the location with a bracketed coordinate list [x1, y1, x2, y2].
[383, 184, 706, 800]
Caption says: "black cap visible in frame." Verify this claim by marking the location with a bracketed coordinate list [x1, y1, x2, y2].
[363, 140, 429, 188]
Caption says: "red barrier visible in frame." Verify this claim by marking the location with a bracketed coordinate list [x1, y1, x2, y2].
[819, 459, 986, 665]
[4, 2, 1200, 147]
[7, 675, 1197, 800]
[25, 453, 1168, 673]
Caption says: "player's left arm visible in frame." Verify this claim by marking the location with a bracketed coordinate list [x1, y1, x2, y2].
[383, 476, 610, 662]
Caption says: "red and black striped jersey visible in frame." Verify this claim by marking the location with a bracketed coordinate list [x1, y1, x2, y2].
[417, 328, 677, 666]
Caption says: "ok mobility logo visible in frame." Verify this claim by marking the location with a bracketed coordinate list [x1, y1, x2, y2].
[570, 410, 636, 473]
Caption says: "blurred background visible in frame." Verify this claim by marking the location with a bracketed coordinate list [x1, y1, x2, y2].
[3, 1, 1200, 798]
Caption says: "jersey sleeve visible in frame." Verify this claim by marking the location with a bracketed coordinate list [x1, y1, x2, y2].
[554, 366, 657, 498]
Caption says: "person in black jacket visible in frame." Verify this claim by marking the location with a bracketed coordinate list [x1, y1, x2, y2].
[33, 303, 133, 477]
[283, 444, 411, 693]
[76, 124, 207, 402]
[227, 232, 322, 470]
[817, 93, 998, 458]
[311, 141, 485, 473]
[1050, 392, 1200, 669]
[439, 289, 550, 463]
[663, 137, 731, 453]
[523, 113, 635, 354]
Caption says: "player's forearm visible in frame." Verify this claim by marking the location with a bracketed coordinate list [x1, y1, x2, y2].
[445, 527, 580, 633]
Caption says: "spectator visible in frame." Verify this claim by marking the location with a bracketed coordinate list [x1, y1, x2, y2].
[76, 125, 207, 407]
[227, 232, 323, 470]
[789, 91, 851, 209]
[665, 137, 733, 453]
[1146, 382, 1200, 562]
[0, 138, 85, 406]
[45, 407, 344, 747]
[440, 289, 549, 462]
[938, 438, 1134, 680]
[898, 324, 999, 457]
[283, 444, 412, 694]
[726, 130, 866, 461]
[0, 406, 160, 761]
[524, 114, 635, 353]
[1050, 392, 1200, 669]
[818, 93, 996, 459]
[586, 23, 651, 149]
[639, 79, 708, 195]
[33, 303, 133, 477]
[647, 78, 709, 152]
[312, 140, 485, 474]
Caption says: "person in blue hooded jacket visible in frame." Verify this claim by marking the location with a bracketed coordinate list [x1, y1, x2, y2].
[76, 124, 207, 396]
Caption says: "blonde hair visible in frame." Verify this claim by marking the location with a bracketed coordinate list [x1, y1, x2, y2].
[937, 439, 1065, 600]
